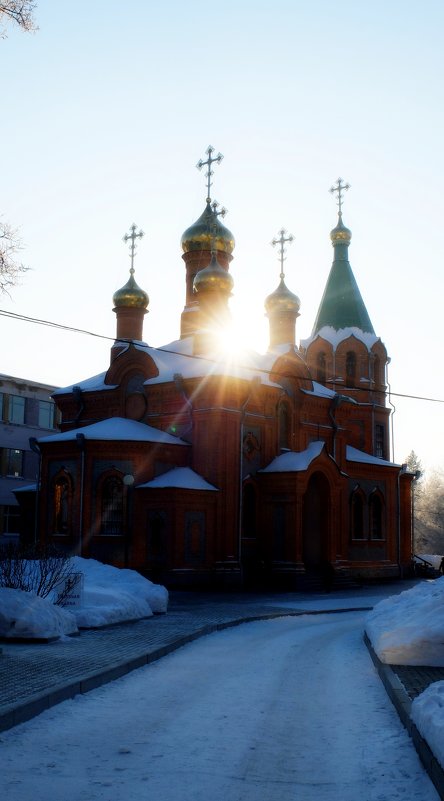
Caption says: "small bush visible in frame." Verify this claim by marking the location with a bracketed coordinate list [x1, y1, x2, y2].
[0, 542, 75, 605]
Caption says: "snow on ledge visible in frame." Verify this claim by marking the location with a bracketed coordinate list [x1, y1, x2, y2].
[300, 326, 380, 353]
[346, 446, 400, 468]
[259, 441, 325, 473]
[138, 467, 218, 491]
[38, 417, 188, 446]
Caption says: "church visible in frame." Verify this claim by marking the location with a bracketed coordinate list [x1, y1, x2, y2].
[32, 149, 413, 589]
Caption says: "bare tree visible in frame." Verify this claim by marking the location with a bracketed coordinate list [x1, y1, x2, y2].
[0, 1, 37, 35]
[0, 219, 28, 294]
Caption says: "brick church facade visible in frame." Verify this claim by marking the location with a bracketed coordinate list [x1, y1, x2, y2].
[32, 161, 413, 589]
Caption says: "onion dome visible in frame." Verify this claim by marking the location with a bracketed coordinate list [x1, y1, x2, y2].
[193, 253, 234, 294]
[265, 277, 300, 314]
[330, 213, 352, 246]
[181, 201, 235, 255]
[113, 270, 149, 309]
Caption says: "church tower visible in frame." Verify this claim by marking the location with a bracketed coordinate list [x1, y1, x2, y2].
[111, 224, 149, 362]
[265, 228, 300, 349]
[180, 146, 235, 339]
[302, 180, 388, 403]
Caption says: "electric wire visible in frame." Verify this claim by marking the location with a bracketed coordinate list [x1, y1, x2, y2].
[1, 307, 443, 405]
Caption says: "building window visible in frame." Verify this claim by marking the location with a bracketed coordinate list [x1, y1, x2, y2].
[53, 474, 72, 535]
[351, 489, 365, 539]
[0, 448, 27, 477]
[369, 493, 384, 540]
[8, 395, 25, 424]
[317, 352, 326, 383]
[346, 352, 356, 387]
[1, 505, 20, 536]
[375, 424, 385, 459]
[100, 475, 124, 535]
[0, 393, 3, 420]
[38, 400, 55, 429]
[279, 403, 290, 450]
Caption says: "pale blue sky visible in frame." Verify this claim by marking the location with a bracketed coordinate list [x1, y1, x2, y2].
[1, 0, 443, 472]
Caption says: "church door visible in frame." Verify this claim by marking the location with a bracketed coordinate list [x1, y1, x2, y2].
[302, 472, 330, 569]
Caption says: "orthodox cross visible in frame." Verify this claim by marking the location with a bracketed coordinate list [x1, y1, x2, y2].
[271, 228, 294, 280]
[123, 224, 144, 273]
[209, 200, 227, 254]
[329, 177, 350, 215]
[196, 145, 224, 203]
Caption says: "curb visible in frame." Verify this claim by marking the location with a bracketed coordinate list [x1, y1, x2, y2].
[364, 633, 444, 801]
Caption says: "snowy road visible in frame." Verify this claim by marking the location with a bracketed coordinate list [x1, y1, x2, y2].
[1, 611, 439, 801]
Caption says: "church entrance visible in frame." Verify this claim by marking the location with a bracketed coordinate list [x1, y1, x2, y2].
[302, 472, 330, 570]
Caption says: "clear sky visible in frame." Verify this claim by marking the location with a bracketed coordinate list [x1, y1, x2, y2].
[0, 0, 443, 474]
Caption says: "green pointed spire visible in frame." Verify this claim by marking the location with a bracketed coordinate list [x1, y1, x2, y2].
[312, 187, 375, 335]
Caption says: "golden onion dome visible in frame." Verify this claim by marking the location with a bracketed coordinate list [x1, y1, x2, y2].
[113, 270, 149, 309]
[265, 277, 300, 313]
[193, 254, 234, 294]
[330, 213, 352, 245]
[181, 202, 235, 255]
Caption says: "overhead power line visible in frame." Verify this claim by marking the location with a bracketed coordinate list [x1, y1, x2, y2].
[1, 307, 443, 405]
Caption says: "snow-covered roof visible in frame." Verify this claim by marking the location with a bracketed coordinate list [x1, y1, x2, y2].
[346, 446, 400, 468]
[53, 372, 117, 395]
[137, 467, 218, 491]
[302, 381, 336, 399]
[259, 441, 326, 473]
[146, 339, 281, 388]
[301, 326, 380, 353]
[37, 417, 188, 446]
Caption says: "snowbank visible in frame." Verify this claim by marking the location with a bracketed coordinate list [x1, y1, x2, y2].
[365, 577, 444, 666]
[0, 558, 168, 640]
[69, 557, 168, 628]
[414, 553, 443, 571]
[0, 588, 78, 640]
[411, 681, 444, 770]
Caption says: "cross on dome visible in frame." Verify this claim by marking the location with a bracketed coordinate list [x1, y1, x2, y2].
[329, 178, 351, 216]
[196, 145, 224, 203]
[271, 228, 294, 280]
[123, 224, 144, 274]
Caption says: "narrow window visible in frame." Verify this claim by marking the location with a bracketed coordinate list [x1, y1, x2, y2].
[351, 490, 365, 539]
[369, 493, 383, 539]
[279, 403, 290, 450]
[101, 476, 124, 535]
[375, 424, 385, 459]
[317, 352, 326, 383]
[53, 474, 71, 535]
[346, 352, 356, 387]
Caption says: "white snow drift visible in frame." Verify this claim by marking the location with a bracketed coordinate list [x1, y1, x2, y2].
[0, 557, 168, 640]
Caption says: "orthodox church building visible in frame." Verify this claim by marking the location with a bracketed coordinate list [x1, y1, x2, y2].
[33, 153, 413, 589]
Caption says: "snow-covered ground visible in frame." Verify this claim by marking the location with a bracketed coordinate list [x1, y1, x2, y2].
[0, 557, 168, 639]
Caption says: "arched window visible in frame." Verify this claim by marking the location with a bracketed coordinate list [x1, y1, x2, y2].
[346, 351, 356, 386]
[279, 403, 290, 450]
[52, 472, 72, 536]
[100, 475, 124, 535]
[317, 352, 326, 383]
[350, 488, 365, 540]
[373, 355, 380, 386]
[369, 492, 384, 540]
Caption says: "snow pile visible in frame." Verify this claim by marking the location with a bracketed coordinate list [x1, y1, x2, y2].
[411, 682, 444, 770]
[365, 577, 444, 666]
[0, 557, 168, 640]
[0, 588, 78, 640]
[69, 557, 168, 627]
